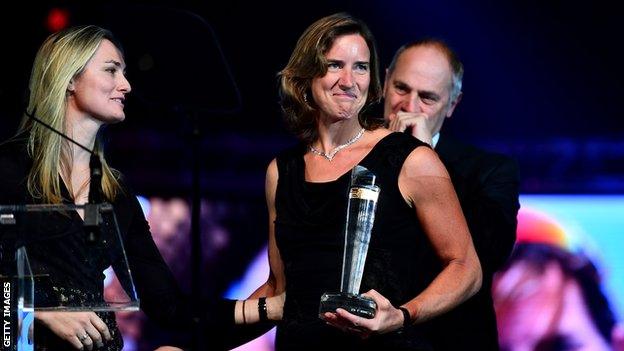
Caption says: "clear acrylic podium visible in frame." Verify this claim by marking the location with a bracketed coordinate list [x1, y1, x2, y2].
[0, 203, 139, 350]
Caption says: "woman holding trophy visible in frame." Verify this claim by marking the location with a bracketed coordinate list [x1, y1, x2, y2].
[250, 12, 482, 350]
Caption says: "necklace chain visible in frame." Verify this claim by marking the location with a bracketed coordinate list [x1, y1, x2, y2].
[308, 128, 365, 161]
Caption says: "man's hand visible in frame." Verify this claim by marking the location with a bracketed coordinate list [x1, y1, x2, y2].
[387, 111, 434, 145]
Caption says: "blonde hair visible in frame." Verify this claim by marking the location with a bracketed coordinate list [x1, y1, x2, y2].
[20, 25, 122, 203]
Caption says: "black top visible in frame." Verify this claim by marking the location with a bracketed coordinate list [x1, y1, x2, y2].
[0, 134, 236, 350]
[274, 132, 434, 350]
[423, 135, 520, 351]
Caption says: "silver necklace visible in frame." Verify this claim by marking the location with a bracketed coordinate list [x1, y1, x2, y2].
[308, 128, 365, 161]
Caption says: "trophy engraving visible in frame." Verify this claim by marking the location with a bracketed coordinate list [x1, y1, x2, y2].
[319, 165, 380, 319]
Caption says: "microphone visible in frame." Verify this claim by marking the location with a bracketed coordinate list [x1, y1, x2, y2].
[85, 153, 103, 243]
[24, 108, 103, 244]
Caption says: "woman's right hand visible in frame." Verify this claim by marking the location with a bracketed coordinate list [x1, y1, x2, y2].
[35, 311, 112, 350]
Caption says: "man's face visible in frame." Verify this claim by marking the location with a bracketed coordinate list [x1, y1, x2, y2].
[383, 45, 458, 136]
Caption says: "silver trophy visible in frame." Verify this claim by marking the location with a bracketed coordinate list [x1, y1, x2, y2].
[319, 165, 380, 319]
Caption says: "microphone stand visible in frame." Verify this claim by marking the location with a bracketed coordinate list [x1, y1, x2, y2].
[93, 6, 242, 348]
[190, 110, 202, 351]
[24, 108, 103, 244]
[166, 12, 242, 350]
[84, 152, 103, 243]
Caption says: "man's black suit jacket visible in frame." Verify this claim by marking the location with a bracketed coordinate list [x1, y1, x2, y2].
[425, 134, 520, 350]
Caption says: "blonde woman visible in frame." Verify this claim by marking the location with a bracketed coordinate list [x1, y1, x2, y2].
[0, 25, 282, 350]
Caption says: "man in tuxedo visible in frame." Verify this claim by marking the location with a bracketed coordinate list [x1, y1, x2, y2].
[384, 39, 520, 350]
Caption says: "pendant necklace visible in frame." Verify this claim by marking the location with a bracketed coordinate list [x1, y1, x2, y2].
[308, 128, 365, 161]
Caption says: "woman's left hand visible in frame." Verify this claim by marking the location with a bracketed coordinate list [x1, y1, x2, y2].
[322, 289, 406, 338]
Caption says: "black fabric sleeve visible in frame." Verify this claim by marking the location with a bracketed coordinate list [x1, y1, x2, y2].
[461, 157, 520, 275]
[115, 192, 276, 349]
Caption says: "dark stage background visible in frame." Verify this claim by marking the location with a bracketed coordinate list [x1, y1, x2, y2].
[1, 1, 623, 349]
[2, 0, 623, 196]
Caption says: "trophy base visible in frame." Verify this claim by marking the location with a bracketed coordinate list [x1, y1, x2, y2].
[319, 292, 377, 319]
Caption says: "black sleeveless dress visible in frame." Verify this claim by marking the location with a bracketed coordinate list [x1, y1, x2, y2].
[274, 132, 436, 350]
